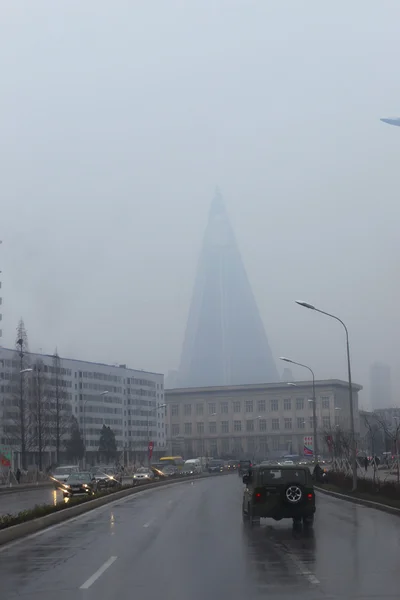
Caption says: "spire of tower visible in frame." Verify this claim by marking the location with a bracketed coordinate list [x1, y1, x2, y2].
[178, 191, 278, 388]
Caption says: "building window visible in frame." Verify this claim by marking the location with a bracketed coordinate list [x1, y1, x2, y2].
[245, 400, 253, 413]
[322, 397, 330, 410]
[270, 399, 279, 412]
[283, 398, 291, 411]
[247, 438, 255, 452]
[221, 438, 230, 453]
[322, 416, 330, 429]
[272, 437, 280, 450]
[208, 403, 216, 415]
[233, 401, 241, 413]
[197, 422, 204, 434]
[259, 418, 267, 432]
[246, 420, 254, 432]
[184, 422, 192, 435]
[309, 416, 316, 428]
[297, 417, 305, 429]
[257, 399, 266, 413]
[220, 402, 228, 414]
[171, 424, 180, 436]
[209, 421, 217, 434]
[196, 403, 204, 416]
[171, 404, 179, 417]
[184, 404, 192, 416]
[271, 418, 280, 431]
[296, 398, 304, 410]
[284, 418, 292, 430]
[234, 420, 242, 432]
[221, 421, 229, 433]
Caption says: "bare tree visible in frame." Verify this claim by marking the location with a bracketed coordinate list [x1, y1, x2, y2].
[30, 359, 54, 471]
[4, 319, 33, 469]
[375, 415, 400, 483]
[362, 414, 383, 484]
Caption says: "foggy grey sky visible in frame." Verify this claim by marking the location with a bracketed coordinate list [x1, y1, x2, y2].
[1, 1, 400, 408]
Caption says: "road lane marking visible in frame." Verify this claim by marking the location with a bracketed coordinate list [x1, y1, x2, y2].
[0, 480, 205, 553]
[273, 542, 320, 586]
[143, 518, 155, 528]
[80, 556, 117, 589]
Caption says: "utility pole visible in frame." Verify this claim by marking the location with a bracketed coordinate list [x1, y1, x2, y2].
[37, 365, 43, 471]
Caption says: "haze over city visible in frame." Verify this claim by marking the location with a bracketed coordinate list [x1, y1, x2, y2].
[1, 2, 400, 407]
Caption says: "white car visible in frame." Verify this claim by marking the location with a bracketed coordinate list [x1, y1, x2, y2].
[51, 466, 80, 488]
[133, 468, 154, 484]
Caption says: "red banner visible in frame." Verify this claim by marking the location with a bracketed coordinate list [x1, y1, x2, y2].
[148, 441, 154, 460]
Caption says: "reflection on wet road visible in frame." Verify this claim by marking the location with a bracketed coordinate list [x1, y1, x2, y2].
[1, 475, 400, 599]
[0, 487, 62, 515]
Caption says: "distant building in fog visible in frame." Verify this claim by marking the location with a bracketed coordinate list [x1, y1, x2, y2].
[370, 362, 392, 410]
[281, 367, 294, 383]
[177, 190, 278, 388]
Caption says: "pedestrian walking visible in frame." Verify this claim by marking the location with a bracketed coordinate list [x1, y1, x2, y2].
[364, 456, 369, 472]
[15, 468, 21, 484]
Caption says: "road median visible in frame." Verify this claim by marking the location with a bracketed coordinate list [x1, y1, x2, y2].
[315, 484, 400, 516]
[0, 473, 219, 547]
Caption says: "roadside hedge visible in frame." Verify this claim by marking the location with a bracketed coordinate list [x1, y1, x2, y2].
[324, 471, 400, 509]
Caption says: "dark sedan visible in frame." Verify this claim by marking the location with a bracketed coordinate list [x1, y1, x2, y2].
[92, 468, 122, 490]
[208, 460, 224, 473]
[63, 472, 97, 497]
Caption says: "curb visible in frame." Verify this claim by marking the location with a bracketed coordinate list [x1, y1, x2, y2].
[315, 485, 400, 516]
[0, 474, 216, 547]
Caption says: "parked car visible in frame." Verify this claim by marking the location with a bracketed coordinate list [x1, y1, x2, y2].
[63, 471, 97, 498]
[242, 465, 316, 528]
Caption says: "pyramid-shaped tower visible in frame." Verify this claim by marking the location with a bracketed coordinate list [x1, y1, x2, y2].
[178, 191, 278, 388]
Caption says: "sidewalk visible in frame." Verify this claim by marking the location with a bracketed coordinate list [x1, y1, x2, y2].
[0, 481, 53, 494]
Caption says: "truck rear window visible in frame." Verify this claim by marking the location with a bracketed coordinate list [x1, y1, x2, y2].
[259, 469, 306, 485]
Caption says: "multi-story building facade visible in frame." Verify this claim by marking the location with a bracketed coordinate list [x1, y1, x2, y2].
[0, 346, 165, 468]
[166, 380, 362, 459]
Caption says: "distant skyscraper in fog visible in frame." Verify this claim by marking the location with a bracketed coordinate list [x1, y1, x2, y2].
[178, 190, 278, 388]
[370, 362, 392, 409]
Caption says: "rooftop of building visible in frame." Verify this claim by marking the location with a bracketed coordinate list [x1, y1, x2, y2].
[166, 379, 362, 395]
[0, 345, 164, 377]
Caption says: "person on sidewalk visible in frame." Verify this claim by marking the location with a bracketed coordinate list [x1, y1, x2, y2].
[364, 456, 369, 472]
[15, 468, 21, 484]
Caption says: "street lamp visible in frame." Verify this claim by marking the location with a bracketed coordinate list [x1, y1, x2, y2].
[295, 300, 357, 490]
[280, 356, 318, 459]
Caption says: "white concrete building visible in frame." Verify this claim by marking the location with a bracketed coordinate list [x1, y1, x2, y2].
[166, 380, 362, 459]
[0, 346, 165, 467]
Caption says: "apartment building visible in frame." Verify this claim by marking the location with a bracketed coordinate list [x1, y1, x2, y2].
[166, 380, 362, 459]
[0, 346, 165, 467]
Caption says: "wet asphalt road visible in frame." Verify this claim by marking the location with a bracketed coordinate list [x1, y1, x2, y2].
[0, 487, 61, 515]
[1, 474, 400, 600]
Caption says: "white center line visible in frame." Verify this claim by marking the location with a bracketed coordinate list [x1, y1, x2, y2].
[80, 556, 118, 589]
[143, 518, 155, 528]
